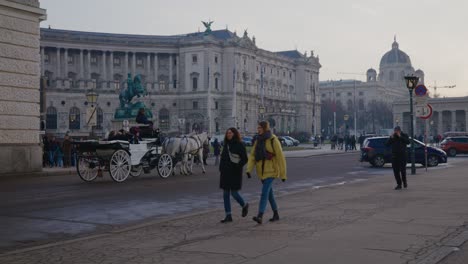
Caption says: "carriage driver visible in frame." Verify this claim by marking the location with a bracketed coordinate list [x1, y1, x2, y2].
[136, 108, 153, 127]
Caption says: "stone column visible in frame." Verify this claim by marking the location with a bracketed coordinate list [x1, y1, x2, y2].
[124, 52, 129, 76]
[109, 51, 114, 81]
[40, 47, 45, 76]
[63, 48, 69, 88]
[132, 52, 136, 76]
[79, 49, 84, 79]
[154, 53, 158, 85]
[175, 55, 179, 89]
[146, 53, 150, 81]
[438, 111, 443, 135]
[56, 48, 61, 78]
[63, 48, 68, 78]
[451, 111, 457, 131]
[102, 51, 107, 81]
[169, 54, 173, 89]
[87, 50, 91, 80]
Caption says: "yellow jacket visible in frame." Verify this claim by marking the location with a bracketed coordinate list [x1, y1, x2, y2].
[246, 135, 287, 180]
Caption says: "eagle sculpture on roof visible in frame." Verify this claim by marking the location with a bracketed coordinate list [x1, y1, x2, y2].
[202, 21, 214, 33]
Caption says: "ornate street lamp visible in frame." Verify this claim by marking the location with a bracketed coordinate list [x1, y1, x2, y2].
[259, 106, 266, 121]
[86, 90, 99, 107]
[404, 75, 419, 175]
[86, 89, 99, 138]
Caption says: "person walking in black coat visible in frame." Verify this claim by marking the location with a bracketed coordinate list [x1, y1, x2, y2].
[212, 138, 221, 166]
[385, 126, 410, 190]
[219, 128, 249, 223]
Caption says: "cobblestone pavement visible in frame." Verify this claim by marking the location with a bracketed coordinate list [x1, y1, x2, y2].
[0, 158, 467, 264]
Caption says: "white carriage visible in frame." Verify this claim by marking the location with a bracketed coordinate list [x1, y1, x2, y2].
[74, 139, 173, 183]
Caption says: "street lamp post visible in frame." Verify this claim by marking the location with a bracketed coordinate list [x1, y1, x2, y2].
[404, 75, 420, 175]
[259, 106, 265, 121]
[86, 89, 99, 138]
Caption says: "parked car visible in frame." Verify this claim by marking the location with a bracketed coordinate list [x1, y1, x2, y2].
[360, 136, 447, 167]
[209, 135, 224, 146]
[278, 136, 294, 147]
[242, 136, 253, 146]
[283, 136, 299, 146]
[440, 136, 468, 157]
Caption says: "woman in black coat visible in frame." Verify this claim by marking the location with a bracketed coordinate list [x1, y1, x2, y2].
[219, 127, 249, 223]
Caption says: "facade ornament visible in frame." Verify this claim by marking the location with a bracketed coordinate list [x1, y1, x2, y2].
[243, 29, 248, 38]
[252, 36, 256, 44]
[202, 20, 214, 33]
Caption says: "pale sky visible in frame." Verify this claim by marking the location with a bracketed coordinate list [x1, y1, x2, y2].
[40, 0, 468, 97]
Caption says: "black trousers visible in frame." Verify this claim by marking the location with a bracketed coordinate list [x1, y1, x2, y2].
[392, 156, 407, 186]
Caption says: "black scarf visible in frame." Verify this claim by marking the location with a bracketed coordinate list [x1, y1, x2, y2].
[255, 131, 272, 161]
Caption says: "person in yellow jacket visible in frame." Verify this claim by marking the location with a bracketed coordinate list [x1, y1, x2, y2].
[246, 121, 287, 224]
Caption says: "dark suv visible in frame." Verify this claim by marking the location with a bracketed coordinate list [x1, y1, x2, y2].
[440, 137, 468, 157]
[360, 137, 447, 167]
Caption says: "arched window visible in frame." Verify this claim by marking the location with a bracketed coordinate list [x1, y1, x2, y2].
[389, 71, 395, 81]
[215, 77, 219, 90]
[159, 108, 170, 130]
[96, 107, 103, 129]
[46, 106, 57, 129]
[192, 77, 198, 90]
[358, 99, 365, 110]
[69, 107, 80, 130]
[347, 99, 354, 111]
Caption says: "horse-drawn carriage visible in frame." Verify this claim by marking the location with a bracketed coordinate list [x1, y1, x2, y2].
[74, 128, 173, 183]
[74, 126, 209, 183]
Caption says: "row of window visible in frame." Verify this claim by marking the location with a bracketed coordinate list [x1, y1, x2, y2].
[45, 106, 103, 130]
[255, 65, 294, 80]
[45, 107, 172, 131]
[321, 91, 365, 97]
[44, 54, 177, 68]
[191, 54, 219, 64]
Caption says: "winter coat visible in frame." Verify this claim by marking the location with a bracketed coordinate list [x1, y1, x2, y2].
[219, 140, 248, 191]
[62, 139, 72, 157]
[385, 132, 410, 159]
[246, 134, 287, 181]
[212, 141, 221, 156]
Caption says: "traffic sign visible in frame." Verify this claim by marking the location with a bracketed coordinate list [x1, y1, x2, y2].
[415, 85, 428, 97]
[416, 104, 433, 119]
[344, 115, 349, 121]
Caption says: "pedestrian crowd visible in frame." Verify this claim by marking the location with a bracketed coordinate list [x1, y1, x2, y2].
[330, 134, 357, 151]
[42, 135, 76, 168]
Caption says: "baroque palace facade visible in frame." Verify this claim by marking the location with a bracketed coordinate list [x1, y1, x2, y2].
[40, 26, 321, 137]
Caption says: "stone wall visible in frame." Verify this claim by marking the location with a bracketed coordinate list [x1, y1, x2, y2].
[0, 0, 46, 174]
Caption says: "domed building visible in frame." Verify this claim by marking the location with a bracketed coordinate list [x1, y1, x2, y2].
[378, 37, 423, 96]
[319, 37, 425, 134]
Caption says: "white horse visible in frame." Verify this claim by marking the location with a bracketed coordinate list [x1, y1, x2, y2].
[179, 132, 209, 175]
[162, 132, 197, 175]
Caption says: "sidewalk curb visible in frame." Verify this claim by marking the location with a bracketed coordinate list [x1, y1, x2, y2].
[1, 169, 76, 180]
[414, 228, 468, 264]
[287, 150, 359, 158]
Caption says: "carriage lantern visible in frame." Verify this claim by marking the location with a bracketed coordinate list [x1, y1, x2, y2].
[86, 90, 99, 107]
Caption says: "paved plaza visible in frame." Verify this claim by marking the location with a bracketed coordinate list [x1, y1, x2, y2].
[1, 154, 468, 263]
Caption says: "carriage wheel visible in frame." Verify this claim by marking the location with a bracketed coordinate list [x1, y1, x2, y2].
[109, 149, 131, 182]
[157, 153, 173, 179]
[130, 165, 143, 177]
[77, 154, 99, 182]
